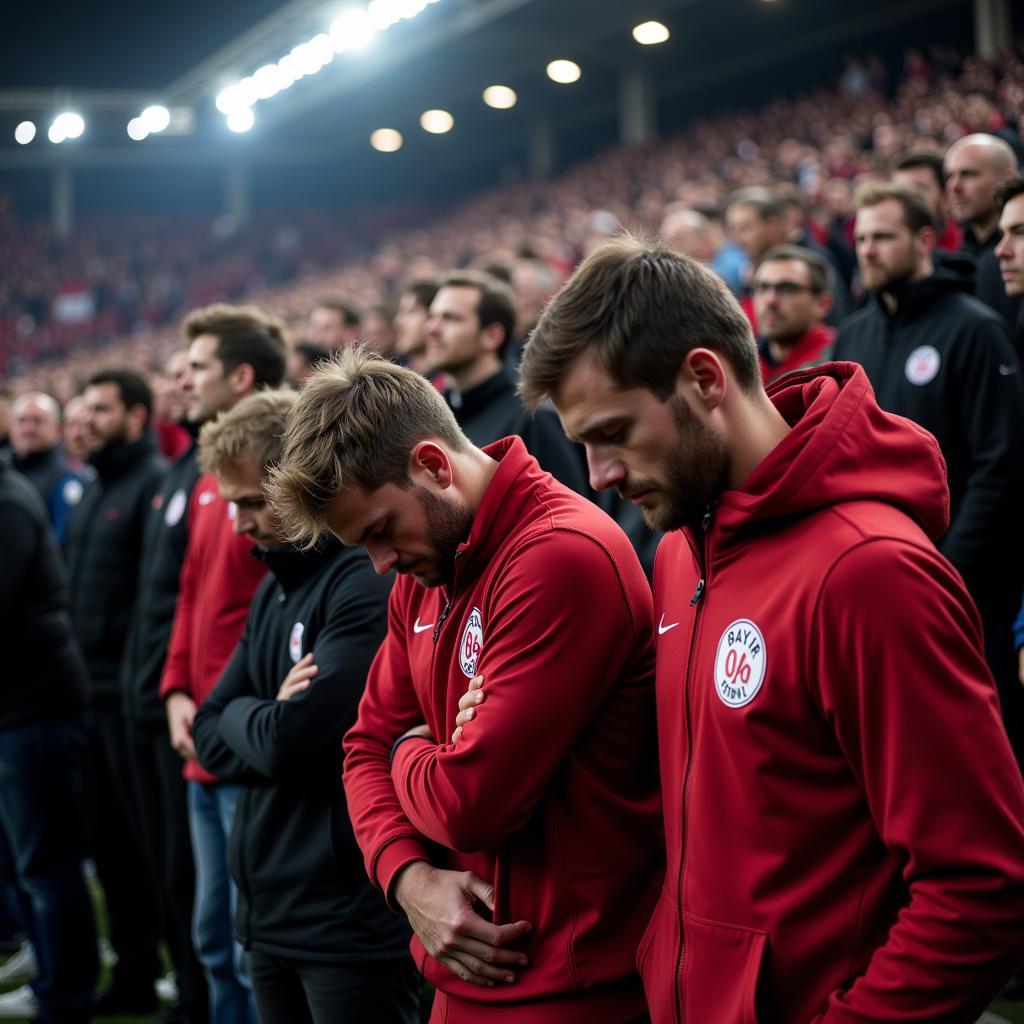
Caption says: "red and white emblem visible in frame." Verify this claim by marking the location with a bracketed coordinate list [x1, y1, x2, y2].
[905, 345, 940, 386]
[289, 622, 305, 664]
[459, 608, 484, 677]
[713, 619, 767, 708]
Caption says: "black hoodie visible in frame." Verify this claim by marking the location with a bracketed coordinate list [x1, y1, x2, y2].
[66, 434, 167, 701]
[192, 539, 411, 962]
[833, 255, 1024, 608]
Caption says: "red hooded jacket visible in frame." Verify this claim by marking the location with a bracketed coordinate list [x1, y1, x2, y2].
[642, 362, 1024, 1023]
[159, 472, 267, 784]
[343, 436, 663, 1023]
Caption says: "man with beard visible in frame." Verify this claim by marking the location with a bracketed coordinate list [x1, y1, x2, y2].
[268, 348, 662, 1024]
[516, 236, 1024, 1023]
[751, 245, 835, 383]
[833, 183, 1024, 769]
[66, 369, 167, 1014]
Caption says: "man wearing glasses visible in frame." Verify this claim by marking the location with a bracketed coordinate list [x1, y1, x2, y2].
[751, 245, 836, 383]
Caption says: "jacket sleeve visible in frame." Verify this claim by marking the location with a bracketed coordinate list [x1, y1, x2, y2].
[810, 538, 1024, 1023]
[0, 501, 39, 617]
[214, 561, 391, 780]
[159, 487, 203, 700]
[191, 623, 266, 784]
[518, 405, 590, 497]
[342, 584, 436, 904]
[938, 319, 1024, 588]
[390, 532, 652, 854]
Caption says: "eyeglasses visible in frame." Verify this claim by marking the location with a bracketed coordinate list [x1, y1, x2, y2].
[751, 281, 819, 296]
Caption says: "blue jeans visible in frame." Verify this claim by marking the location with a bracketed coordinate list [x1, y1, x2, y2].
[188, 782, 257, 1024]
[0, 713, 98, 1024]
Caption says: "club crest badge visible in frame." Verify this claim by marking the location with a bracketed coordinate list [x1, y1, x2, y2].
[714, 619, 767, 708]
[289, 622, 305, 664]
[459, 607, 484, 678]
[905, 345, 940, 386]
[165, 488, 187, 527]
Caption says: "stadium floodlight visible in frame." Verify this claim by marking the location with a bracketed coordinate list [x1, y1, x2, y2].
[127, 117, 149, 141]
[483, 85, 517, 109]
[253, 64, 286, 100]
[140, 105, 171, 134]
[227, 107, 255, 133]
[331, 8, 378, 52]
[370, 128, 403, 152]
[420, 108, 453, 134]
[632, 20, 670, 45]
[546, 60, 581, 84]
[14, 121, 36, 145]
[48, 111, 85, 144]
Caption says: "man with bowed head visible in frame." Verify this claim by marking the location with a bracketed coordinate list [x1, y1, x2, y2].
[517, 236, 1024, 1023]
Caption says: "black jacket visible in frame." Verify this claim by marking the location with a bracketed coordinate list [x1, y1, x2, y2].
[66, 434, 167, 702]
[12, 445, 88, 548]
[833, 256, 1024, 608]
[962, 227, 1022, 335]
[448, 368, 589, 495]
[0, 462, 90, 729]
[120, 443, 201, 728]
[192, 540, 411, 962]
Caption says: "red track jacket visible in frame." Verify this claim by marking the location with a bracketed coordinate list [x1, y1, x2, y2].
[344, 436, 663, 1023]
[159, 471, 267, 784]
[643, 362, 1024, 1022]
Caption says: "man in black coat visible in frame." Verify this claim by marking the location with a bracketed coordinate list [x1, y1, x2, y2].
[66, 369, 167, 1014]
[0, 460, 98, 1023]
[191, 389, 418, 1024]
[834, 182, 1024, 766]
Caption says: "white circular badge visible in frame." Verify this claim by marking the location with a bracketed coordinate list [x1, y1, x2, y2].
[62, 478, 84, 507]
[289, 622, 305, 664]
[459, 607, 484, 678]
[714, 619, 767, 708]
[905, 345, 940, 386]
[165, 488, 187, 527]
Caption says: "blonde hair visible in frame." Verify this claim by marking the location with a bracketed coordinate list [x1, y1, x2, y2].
[198, 388, 296, 477]
[267, 346, 468, 547]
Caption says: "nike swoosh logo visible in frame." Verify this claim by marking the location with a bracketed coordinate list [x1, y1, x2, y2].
[999, 364, 1019, 376]
[413, 618, 435, 634]
[658, 614, 680, 635]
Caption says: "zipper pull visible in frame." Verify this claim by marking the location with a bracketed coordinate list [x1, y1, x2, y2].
[690, 578, 706, 606]
[433, 600, 452, 643]
[701, 507, 713, 531]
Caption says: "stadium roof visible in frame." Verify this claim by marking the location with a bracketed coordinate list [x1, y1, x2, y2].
[0, 0, 993, 213]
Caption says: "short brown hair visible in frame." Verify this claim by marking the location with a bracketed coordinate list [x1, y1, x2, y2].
[894, 150, 946, 191]
[996, 174, 1024, 212]
[439, 270, 518, 358]
[519, 236, 759, 410]
[197, 388, 296, 477]
[184, 304, 288, 389]
[755, 244, 832, 294]
[268, 346, 469, 547]
[854, 182, 936, 234]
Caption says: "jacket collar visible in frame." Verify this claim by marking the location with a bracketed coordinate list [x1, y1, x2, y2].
[12, 445, 60, 473]
[89, 433, 158, 483]
[256, 536, 343, 592]
[447, 368, 514, 422]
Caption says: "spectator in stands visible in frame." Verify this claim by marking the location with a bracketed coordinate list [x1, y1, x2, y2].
[996, 176, 1024, 347]
[61, 397, 93, 468]
[122, 305, 288, 1024]
[893, 150, 963, 252]
[752, 245, 835, 382]
[0, 457, 98, 1024]
[9, 392, 87, 548]
[0, 388, 11, 457]
[286, 341, 330, 389]
[393, 280, 438, 375]
[519, 233, 1024, 1024]
[945, 133, 1021, 326]
[190, 390, 418, 1024]
[426, 270, 588, 493]
[268, 348, 662, 1024]
[153, 350, 193, 462]
[66, 369, 167, 1015]
[508, 256, 561, 367]
[308, 299, 361, 352]
[833, 183, 1024, 766]
[159, 307, 288, 1024]
[362, 302, 397, 357]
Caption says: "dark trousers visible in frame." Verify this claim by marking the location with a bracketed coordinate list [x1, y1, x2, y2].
[86, 703, 161, 992]
[249, 952, 420, 1024]
[0, 713, 98, 1024]
[127, 723, 209, 1022]
[982, 607, 1024, 774]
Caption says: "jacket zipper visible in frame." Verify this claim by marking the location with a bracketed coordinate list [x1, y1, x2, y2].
[675, 506, 712, 1023]
[432, 551, 463, 643]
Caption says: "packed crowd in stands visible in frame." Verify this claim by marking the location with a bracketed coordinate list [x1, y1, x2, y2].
[5, 36, 1024, 1024]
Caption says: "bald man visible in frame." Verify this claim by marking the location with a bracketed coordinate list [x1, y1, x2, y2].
[10, 392, 87, 548]
[946, 133, 1021, 331]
